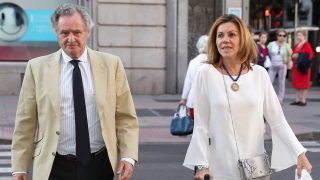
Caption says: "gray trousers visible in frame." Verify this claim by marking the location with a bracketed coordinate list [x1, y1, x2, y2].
[268, 64, 287, 102]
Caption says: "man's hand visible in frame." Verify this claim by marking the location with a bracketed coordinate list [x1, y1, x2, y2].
[12, 173, 27, 180]
[194, 168, 212, 180]
[297, 152, 312, 177]
[116, 161, 133, 180]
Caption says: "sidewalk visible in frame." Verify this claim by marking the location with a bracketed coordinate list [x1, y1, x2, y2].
[0, 84, 320, 144]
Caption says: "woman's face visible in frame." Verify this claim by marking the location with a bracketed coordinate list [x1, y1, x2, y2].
[276, 31, 286, 43]
[297, 32, 305, 43]
[216, 22, 240, 61]
[259, 34, 267, 45]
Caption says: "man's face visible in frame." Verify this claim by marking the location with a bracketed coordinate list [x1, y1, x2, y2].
[56, 12, 89, 59]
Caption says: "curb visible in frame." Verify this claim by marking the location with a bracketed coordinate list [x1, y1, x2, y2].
[296, 131, 320, 141]
[0, 139, 11, 144]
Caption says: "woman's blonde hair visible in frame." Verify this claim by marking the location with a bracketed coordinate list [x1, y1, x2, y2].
[296, 30, 307, 37]
[207, 14, 257, 70]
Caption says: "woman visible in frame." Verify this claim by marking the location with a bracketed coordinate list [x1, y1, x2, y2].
[267, 29, 292, 103]
[290, 31, 314, 106]
[183, 14, 312, 180]
[256, 31, 270, 69]
[180, 35, 209, 119]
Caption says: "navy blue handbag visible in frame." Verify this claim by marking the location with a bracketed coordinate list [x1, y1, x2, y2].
[170, 105, 194, 136]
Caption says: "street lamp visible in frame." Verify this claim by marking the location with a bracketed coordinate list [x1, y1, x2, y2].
[294, 0, 300, 39]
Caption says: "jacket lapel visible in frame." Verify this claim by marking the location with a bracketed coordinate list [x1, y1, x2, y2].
[47, 50, 61, 116]
[88, 48, 107, 110]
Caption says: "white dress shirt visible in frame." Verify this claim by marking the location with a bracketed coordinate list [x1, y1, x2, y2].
[58, 48, 104, 154]
[184, 64, 306, 179]
[58, 48, 134, 166]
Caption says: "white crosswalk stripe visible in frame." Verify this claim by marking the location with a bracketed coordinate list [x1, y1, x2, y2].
[0, 144, 11, 180]
[301, 141, 320, 152]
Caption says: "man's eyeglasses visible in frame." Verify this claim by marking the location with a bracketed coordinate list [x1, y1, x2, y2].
[277, 34, 286, 37]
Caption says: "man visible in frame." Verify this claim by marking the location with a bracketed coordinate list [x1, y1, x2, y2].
[11, 4, 138, 180]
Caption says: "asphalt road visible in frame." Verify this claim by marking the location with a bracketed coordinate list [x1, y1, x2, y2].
[133, 142, 320, 180]
[0, 142, 318, 179]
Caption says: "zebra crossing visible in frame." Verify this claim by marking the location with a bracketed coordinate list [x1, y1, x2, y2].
[300, 141, 320, 153]
[0, 142, 319, 179]
[0, 144, 11, 180]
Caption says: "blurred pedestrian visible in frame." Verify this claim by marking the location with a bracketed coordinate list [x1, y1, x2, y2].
[11, 4, 138, 180]
[180, 35, 208, 120]
[267, 29, 292, 103]
[183, 14, 312, 180]
[256, 31, 271, 69]
[290, 30, 314, 106]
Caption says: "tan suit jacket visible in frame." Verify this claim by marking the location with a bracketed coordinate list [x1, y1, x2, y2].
[11, 48, 139, 180]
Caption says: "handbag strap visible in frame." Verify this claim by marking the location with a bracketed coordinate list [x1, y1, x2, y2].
[221, 70, 242, 160]
[176, 104, 189, 117]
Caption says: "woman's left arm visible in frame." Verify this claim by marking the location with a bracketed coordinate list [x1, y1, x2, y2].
[262, 69, 308, 171]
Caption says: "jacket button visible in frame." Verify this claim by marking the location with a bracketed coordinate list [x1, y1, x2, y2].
[52, 152, 56, 156]
[56, 131, 60, 135]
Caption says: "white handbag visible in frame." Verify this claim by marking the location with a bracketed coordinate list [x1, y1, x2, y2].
[264, 56, 271, 68]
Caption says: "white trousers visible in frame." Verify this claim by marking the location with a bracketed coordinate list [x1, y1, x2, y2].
[268, 64, 287, 102]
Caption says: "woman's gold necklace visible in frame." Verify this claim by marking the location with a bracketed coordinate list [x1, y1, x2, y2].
[222, 64, 243, 92]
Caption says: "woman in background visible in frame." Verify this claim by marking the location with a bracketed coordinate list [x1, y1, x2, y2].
[256, 31, 270, 70]
[267, 29, 292, 103]
[180, 35, 208, 119]
[290, 30, 314, 106]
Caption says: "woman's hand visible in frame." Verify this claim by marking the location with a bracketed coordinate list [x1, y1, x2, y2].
[296, 152, 312, 177]
[292, 53, 299, 60]
[194, 168, 212, 180]
[179, 99, 187, 106]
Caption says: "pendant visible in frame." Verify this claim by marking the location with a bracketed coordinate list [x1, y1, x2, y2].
[231, 82, 239, 91]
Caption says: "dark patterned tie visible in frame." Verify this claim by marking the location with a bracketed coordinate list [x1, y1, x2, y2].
[70, 60, 91, 165]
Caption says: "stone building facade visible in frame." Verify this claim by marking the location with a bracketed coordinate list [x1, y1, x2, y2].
[0, 0, 253, 95]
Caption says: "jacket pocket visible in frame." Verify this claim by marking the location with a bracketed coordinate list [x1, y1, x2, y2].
[34, 131, 43, 144]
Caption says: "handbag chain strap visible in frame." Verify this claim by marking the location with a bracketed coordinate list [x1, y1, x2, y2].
[222, 69, 269, 162]
[222, 70, 242, 160]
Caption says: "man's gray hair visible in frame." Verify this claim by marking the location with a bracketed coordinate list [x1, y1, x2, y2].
[51, 4, 94, 32]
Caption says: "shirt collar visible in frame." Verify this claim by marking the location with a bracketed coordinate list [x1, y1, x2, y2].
[61, 47, 88, 64]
